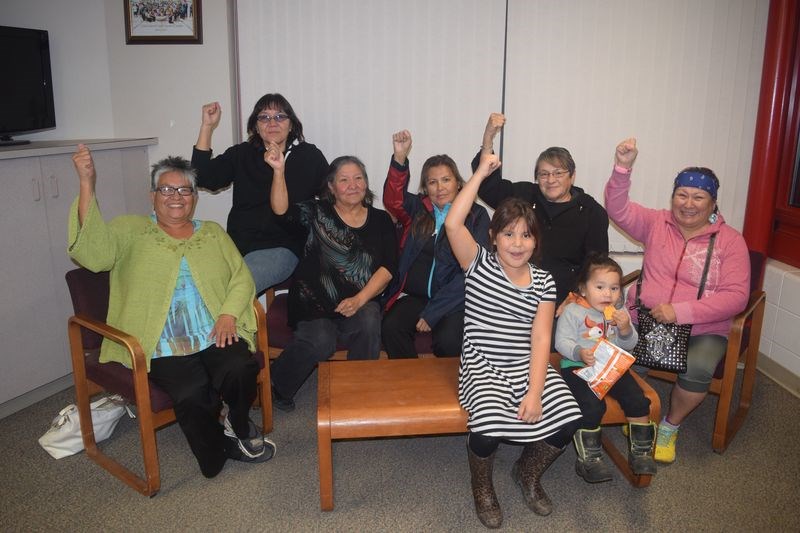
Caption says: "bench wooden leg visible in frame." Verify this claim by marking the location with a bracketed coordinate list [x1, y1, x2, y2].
[317, 362, 334, 511]
[318, 427, 333, 511]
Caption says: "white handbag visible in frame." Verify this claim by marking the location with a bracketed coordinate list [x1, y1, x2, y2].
[38, 394, 133, 459]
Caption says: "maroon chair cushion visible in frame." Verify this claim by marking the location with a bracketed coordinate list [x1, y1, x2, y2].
[84, 349, 174, 412]
[84, 349, 265, 412]
[266, 289, 294, 348]
[65, 269, 109, 350]
[414, 330, 434, 355]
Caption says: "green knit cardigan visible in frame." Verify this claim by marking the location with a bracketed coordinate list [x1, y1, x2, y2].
[68, 196, 257, 371]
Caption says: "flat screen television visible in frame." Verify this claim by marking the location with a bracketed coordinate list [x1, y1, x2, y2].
[0, 26, 56, 146]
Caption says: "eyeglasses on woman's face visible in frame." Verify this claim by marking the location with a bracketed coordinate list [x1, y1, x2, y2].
[535, 169, 570, 181]
[256, 113, 289, 124]
[153, 185, 195, 196]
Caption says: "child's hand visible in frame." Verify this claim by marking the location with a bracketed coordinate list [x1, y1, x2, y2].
[612, 308, 632, 335]
[476, 153, 501, 177]
[580, 347, 596, 367]
[517, 392, 543, 423]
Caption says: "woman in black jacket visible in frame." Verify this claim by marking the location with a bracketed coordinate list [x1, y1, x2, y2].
[472, 113, 609, 307]
[192, 94, 328, 294]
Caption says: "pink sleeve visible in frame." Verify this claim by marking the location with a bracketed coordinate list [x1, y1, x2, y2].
[604, 169, 661, 244]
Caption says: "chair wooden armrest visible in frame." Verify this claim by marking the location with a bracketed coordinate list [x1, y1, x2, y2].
[69, 313, 154, 407]
[67, 313, 167, 496]
[621, 269, 641, 287]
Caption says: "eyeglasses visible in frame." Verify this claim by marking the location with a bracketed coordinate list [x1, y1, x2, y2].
[256, 113, 289, 124]
[153, 186, 195, 196]
[536, 169, 570, 180]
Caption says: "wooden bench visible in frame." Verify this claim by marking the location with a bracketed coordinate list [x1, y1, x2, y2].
[316, 356, 660, 510]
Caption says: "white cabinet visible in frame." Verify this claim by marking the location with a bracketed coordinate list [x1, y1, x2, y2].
[0, 138, 157, 412]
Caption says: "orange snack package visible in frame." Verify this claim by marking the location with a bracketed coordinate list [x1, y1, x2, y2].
[573, 339, 635, 399]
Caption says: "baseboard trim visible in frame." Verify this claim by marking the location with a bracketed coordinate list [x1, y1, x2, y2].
[758, 356, 800, 399]
[0, 374, 74, 420]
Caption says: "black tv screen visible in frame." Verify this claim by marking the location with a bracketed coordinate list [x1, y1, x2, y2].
[0, 26, 56, 143]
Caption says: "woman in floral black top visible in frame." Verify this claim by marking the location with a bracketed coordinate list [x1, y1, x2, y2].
[267, 150, 397, 410]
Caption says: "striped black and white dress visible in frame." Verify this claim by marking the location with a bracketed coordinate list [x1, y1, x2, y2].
[459, 246, 581, 442]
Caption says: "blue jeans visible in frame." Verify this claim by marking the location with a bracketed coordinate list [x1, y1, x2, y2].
[270, 301, 383, 399]
[244, 247, 298, 295]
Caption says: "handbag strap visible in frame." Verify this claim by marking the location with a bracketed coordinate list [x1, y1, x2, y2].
[636, 232, 717, 308]
[695, 233, 717, 297]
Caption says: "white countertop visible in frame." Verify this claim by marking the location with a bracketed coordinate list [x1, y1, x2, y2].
[0, 138, 158, 160]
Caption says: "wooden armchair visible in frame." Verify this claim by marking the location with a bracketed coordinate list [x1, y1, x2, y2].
[622, 251, 766, 453]
[65, 268, 273, 496]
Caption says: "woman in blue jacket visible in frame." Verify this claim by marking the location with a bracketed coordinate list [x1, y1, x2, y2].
[382, 130, 490, 358]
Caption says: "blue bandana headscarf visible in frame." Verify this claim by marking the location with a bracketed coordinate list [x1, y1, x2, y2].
[673, 171, 718, 200]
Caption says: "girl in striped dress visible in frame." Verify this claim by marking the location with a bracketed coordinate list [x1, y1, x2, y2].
[445, 152, 581, 529]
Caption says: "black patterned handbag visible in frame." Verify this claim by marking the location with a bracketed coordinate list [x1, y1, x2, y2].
[631, 234, 716, 373]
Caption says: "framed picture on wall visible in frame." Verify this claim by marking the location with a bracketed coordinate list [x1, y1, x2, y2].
[124, 0, 203, 44]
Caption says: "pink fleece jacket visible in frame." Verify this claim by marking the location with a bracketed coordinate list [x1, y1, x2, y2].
[605, 169, 750, 338]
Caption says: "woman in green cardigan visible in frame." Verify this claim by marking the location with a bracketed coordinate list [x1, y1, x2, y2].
[68, 145, 274, 478]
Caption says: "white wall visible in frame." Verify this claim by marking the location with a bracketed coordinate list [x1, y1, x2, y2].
[102, 0, 236, 226]
[237, 0, 769, 252]
[237, 0, 505, 207]
[502, 0, 768, 252]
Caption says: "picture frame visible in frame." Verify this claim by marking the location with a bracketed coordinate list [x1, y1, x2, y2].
[124, 0, 203, 44]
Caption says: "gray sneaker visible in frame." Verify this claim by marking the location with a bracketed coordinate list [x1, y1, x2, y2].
[223, 415, 275, 461]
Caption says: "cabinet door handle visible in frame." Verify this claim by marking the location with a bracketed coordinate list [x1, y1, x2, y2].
[49, 175, 59, 198]
[32, 178, 42, 201]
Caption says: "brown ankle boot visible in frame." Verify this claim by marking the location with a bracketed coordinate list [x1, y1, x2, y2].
[511, 440, 564, 516]
[467, 444, 503, 528]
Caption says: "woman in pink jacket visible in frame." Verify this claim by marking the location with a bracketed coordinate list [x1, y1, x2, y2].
[604, 138, 750, 464]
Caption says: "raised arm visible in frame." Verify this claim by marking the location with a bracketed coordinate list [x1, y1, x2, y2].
[445, 152, 501, 269]
[604, 137, 656, 242]
[393, 129, 412, 165]
[266, 142, 288, 215]
[195, 101, 221, 151]
[72, 144, 97, 226]
[480, 112, 505, 156]
[471, 113, 537, 208]
[383, 130, 415, 229]
[615, 137, 638, 170]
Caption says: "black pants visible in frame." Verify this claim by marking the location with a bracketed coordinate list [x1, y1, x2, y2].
[467, 416, 581, 458]
[148, 341, 259, 478]
[271, 302, 383, 400]
[381, 295, 463, 358]
[560, 367, 650, 429]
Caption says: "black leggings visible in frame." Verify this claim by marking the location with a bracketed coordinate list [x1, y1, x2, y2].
[468, 416, 580, 458]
